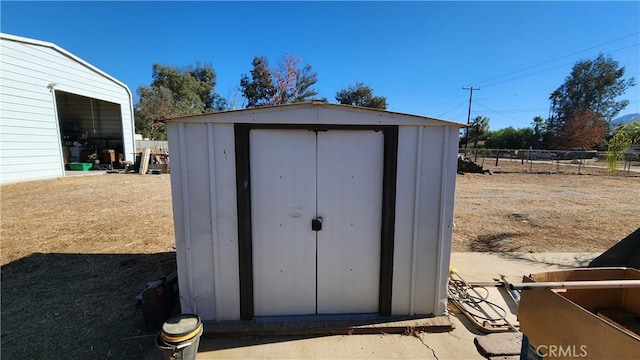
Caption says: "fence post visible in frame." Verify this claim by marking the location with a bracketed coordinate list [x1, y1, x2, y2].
[578, 151, 584, 174]
[495, 149, 500, 166]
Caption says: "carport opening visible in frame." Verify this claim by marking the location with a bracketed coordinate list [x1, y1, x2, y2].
[55, 90, 126, 170]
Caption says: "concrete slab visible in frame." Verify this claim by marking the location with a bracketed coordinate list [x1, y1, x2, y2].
[192, 252, 600, 359]
[474, 332, 523, 357]
[450, 252, 598, 283]
[197, 314, 484, 360]
[202, 315, 452, 338]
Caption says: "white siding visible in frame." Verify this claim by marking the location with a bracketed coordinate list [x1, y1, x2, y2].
[0, 35, 135, 184]
[391, 126, 419, 315]
[391, 126, 458, 316]
[168, 122, 240, 320]
[167, 104, 461, 321]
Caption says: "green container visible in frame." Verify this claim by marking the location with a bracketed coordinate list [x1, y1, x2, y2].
[69, 162, 92, 171]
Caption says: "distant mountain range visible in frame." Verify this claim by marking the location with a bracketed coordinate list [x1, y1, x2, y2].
[612, 113, 640, 125]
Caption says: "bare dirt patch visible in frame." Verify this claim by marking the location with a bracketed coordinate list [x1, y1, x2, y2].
[1, 169, 638, 358]
[453, 168, 640, 252]
[1, 174, 175, 359]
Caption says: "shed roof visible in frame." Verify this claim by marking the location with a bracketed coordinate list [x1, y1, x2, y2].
[166, 102, 464, 127]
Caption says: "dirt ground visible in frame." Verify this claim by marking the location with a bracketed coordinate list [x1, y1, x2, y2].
[453, 173, 639, 253]
[1, 174, 176, 359]
[1, 162, 639, 359]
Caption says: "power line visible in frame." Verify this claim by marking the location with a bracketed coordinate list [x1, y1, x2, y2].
[474, 101, 530, 125]
[439, 99, 469, 117]
[473, 32, 640, 87]
[432, 92, 469, 108]
[480, 42, 640, 89]
[474, 107, 549, 114]
[424, 32, 639, 115]
[422, 88, 463, 108]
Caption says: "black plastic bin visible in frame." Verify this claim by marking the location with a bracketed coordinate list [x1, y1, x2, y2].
[155, 314, 203, 360]
[142, 272, 179, 331]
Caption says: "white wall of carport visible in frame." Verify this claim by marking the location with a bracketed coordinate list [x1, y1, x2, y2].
[0, 34, 135, 184]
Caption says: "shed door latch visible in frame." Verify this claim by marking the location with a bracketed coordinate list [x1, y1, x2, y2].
[312, 217, 323, 231]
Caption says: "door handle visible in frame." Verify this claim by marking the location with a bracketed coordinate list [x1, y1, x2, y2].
[312, 217, 323, 231]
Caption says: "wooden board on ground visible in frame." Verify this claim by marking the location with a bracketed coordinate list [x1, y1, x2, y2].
[139, 148, 151, 175]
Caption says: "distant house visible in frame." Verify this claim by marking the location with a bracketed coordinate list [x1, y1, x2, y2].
[0, 33, 135, 184]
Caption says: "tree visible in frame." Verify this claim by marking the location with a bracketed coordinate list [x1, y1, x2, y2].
[484, 127, 533, 149]
[553, 108, 607, 149]
[549, 54, 635, 146]
[239, 55, 318, 108]
[135, 63, 224, 139]
[468, 115, 489, 149]
[186, 63, 218, 110]
[135, 87, 174, 140]
[335, 82, 387, 109]
[531, 116, 550, 149]
[607, 119, 640, 172]
[149, 63, 219, 113]
[239, 56, 276, 107]
[273, 54, 318, 104]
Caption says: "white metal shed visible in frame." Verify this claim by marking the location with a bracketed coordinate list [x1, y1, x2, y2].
[166, 102, 462, 321]
[0, 33, 135, 184]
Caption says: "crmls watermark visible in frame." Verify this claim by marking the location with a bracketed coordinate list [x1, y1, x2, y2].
[536, 345, 588, 358]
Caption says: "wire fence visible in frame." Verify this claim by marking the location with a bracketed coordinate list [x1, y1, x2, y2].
[459, 148, 640, 176]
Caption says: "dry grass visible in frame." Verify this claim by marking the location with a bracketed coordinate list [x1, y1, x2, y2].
[453, 160, 640, 252]
[1, 174, 175, 359]
[1, 167, 639, 359]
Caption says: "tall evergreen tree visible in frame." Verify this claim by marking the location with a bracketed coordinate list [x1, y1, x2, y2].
[239, 56, 276, 107]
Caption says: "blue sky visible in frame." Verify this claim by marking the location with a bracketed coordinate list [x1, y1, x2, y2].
[2, 1, 639, 130]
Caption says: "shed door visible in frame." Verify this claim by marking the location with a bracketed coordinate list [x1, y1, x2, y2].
[250, 129, 383, 316]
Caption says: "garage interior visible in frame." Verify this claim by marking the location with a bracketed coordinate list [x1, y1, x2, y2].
[55, 90, 126, 170]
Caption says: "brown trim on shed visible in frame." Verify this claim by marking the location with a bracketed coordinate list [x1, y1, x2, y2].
[379, 126, 398, 316]
[235, 123, 398, 320]
[234, 124, 254, 320]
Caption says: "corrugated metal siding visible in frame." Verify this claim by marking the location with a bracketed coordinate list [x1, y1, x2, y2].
[168, 122, 240, 320]
[166, 103, 461, 320]
[1, 41, 127, 100]
[391, 126, 458, 316]
[0, 36, 134, 184]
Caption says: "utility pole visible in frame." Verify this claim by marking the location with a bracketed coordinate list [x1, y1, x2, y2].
[462, 86, 479, 150]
